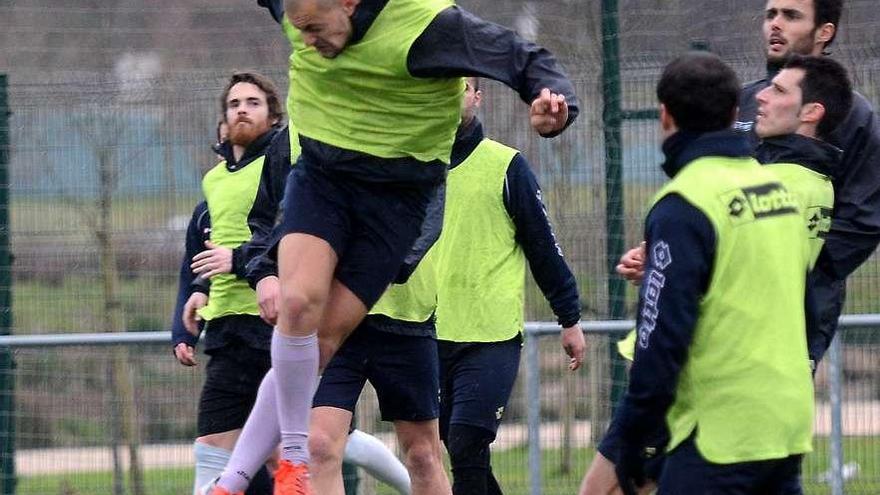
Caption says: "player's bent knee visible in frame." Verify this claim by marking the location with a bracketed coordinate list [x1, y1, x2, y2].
[308, 430, 344, 469]
[318, 335, 342, 362]
[446, 424, 492, 470]
[402, 442, 442, 481]
[279, 288, 325, 322]
[195, 430, 240, 451]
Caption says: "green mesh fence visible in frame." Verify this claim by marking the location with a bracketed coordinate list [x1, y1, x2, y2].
[3, 331, 880, 495]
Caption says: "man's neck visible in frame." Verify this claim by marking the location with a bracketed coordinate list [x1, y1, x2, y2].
[233, 144, 246, 162]
[795, 125, 818, 140]
[350, 0, 388, 44]
[766, 47, 825, 77]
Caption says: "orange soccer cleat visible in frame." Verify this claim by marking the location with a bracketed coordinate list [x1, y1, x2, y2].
[274, 459, 313, 495]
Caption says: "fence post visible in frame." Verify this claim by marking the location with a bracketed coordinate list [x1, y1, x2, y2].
[828, 334, 844, 495]
[0, 73, 15, 495]
[525, 333, 542, 495]
[601, 0, 623, 322]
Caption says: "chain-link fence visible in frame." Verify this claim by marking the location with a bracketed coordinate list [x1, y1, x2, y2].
[2, 0, 880, 329]
[1, 0, 880, 494]
[2, 324, 879, 495]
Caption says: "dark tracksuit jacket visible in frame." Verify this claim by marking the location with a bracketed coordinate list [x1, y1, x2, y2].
[738, 64, 880, 361]
[257, 0, 579, 186]
[450, 117, 582, 331]
[602, 133, 836, 488]
[754, 133, 841, 179]
[612, 131, 750, 467]
[756, 134, 842, 363]
[170, 126, 292, 351]
[612, 130, 826, 473]
[170, 201, 210, 349]
[251, 0, 581, 293]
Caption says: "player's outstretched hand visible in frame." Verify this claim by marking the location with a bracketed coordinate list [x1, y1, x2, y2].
[256, 275, 280, 325]
[561, 324, 586, 371]
[183, 292, 208, 336]
[174, 343, 197, 366]
[616, 242, 646, 286]
[530, 88, 569, 135]
[191, 241, 233, 279]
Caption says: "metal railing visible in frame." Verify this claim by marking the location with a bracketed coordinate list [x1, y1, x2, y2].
[1, 316, 878, 494]
[521, 315, 880, 495]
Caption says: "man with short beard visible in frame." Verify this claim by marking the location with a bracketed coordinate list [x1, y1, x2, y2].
[753, 54, 853, 270]
[618, 0, 880, 364]
[737, 0, 880, 365]
[172, 71, 290, 495]
[582, 2, 878, 493]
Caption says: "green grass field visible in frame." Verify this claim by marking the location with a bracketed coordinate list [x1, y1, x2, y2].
[17, 438, 880, 495]
[10, 193, 880, 494]
[11, 189, 880, 333]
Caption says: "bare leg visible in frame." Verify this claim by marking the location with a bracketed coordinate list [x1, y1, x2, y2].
[308, 406, 352, 495]
[345, 429, 411, 495]
[273, 234, 337, 465]
[394, 420, 451, 495]
[215, 370, 282, 493]
[579, 452, 655, 495]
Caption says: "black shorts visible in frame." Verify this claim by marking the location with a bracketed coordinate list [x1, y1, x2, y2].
[279, 156, 436, 308]
[658, 436, 803, 494]
[197, 344, 272, 436]
[312, 317, 440, 422]
[202, 314, 273, 353]
[438, 334, 522, 438]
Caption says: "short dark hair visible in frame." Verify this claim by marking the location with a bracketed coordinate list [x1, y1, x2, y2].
[221, 71, 284, 124]
[784, 54, 852, 139]
[656, 52, 740, 132]
[814, 0, 843, 49]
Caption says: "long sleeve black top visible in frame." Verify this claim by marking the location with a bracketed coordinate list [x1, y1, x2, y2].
[451, 118, 581, 328]
[754, 133, 842, 364]
[259, 0, 578, 185]
[739, 64, 880, 280]
[259, 0, 578, 128]
[171, 127, 291, 347]
[614, 131, 751, 449]
[170, 201, 210, 348]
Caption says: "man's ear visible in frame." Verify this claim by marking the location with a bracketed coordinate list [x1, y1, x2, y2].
[660, 103, 675, 132]
[815, 22, 835, 47]
[341, 0, 360, 16]
[801, 101, 826, 126]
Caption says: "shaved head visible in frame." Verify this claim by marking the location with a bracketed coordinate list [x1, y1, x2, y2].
[284, 0, 358, 58]
[285, 0, 337, 15]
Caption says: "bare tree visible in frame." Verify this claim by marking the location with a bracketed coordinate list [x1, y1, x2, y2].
[51, 102, 147, 495]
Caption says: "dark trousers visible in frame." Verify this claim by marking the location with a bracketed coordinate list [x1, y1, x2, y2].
[658, 437, 803, 495]
[438, 335, 522, 495]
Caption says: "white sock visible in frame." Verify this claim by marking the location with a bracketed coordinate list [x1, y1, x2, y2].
[193, 442, 232, 495]
[272, 330, 319, 465]
[344, 429, 412, 495]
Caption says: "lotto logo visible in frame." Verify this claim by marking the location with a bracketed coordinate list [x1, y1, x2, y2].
[722, 182, 798, 225]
